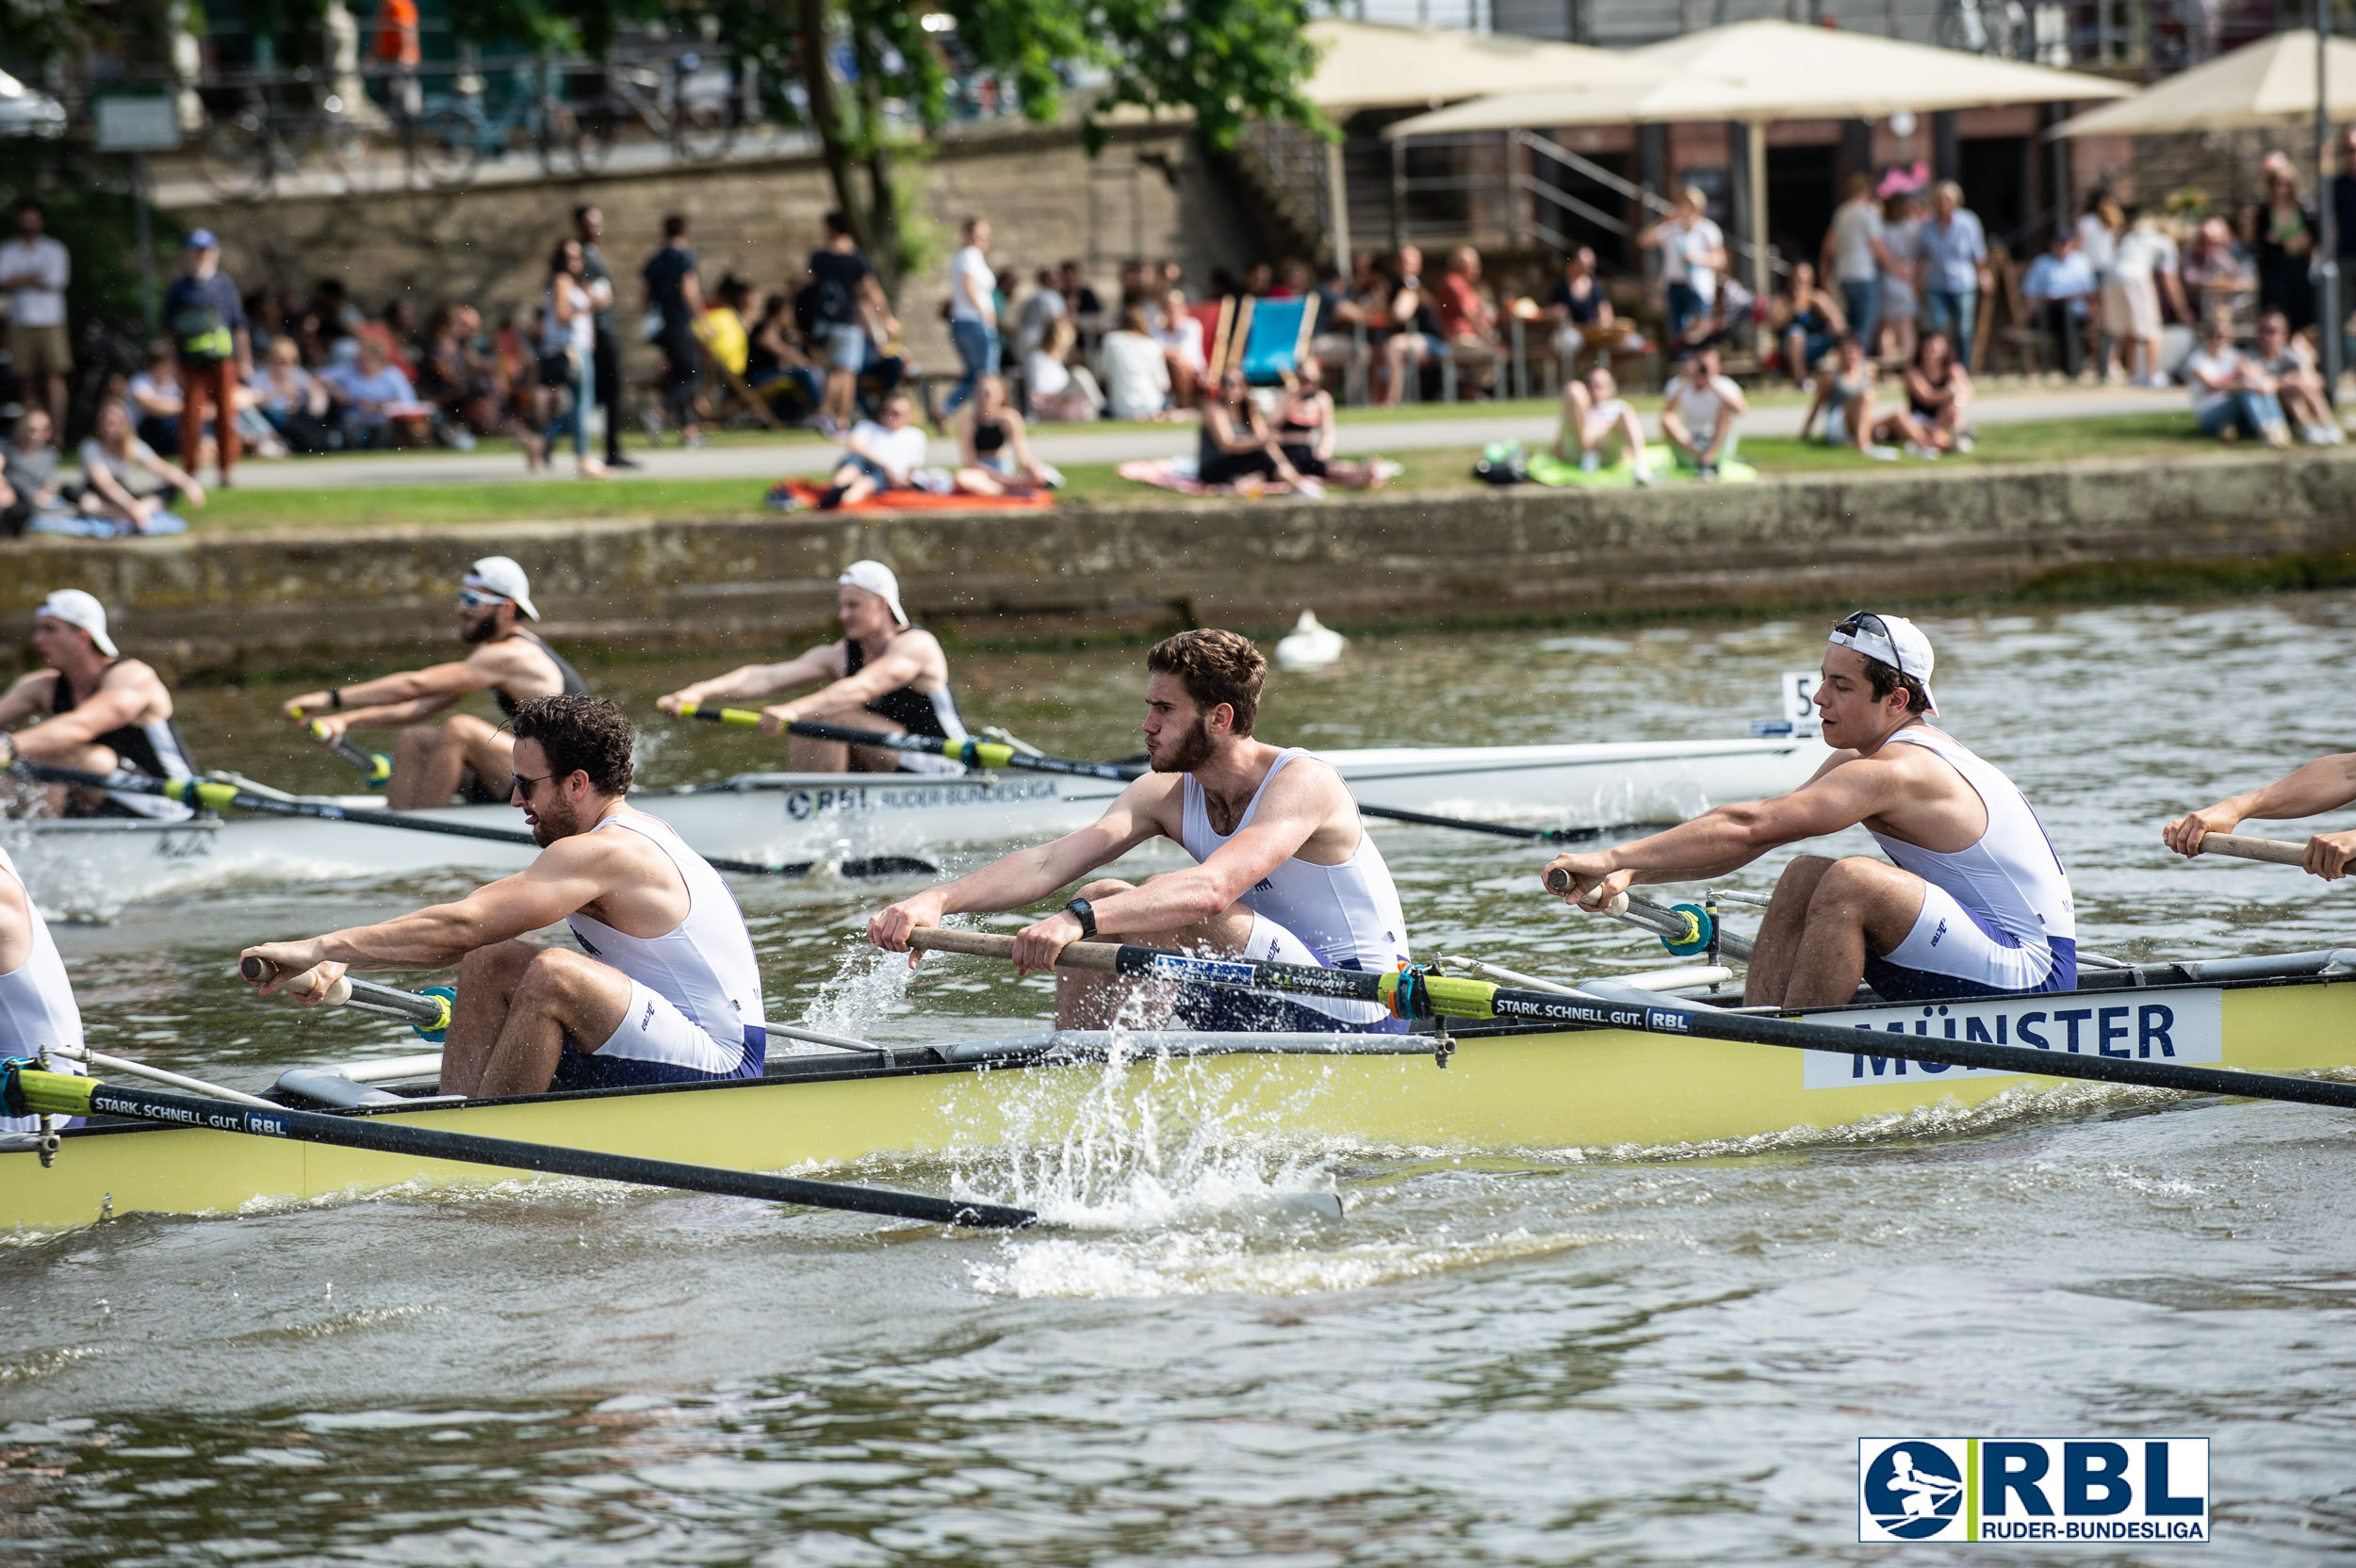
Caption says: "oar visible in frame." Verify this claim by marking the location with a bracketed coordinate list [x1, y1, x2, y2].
[675, 705, 1669, 846]
[905, 926, 2356, 1114]
[2200, 832, 2311, 866]
[0, 1063, 1035, 1230]
[281, 705, 397, 788]
[6, 760, 933, 881]
[238, 956, 454, 1039]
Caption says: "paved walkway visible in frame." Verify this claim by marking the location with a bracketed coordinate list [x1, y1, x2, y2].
[217, 384, 2190, 492]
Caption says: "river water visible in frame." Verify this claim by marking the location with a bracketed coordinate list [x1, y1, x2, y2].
[6, 597, 2355, 1563]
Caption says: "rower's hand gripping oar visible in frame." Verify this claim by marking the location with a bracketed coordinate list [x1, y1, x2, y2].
[0, 1064, 1035, 1231]
[905, 927, 2356, 1116]
[285, 705, 395, 788]
[675, 704, 1668, 846]
[239, 955, 453, 1042]
[5, 759, 932, 882]
[1542, 866, 1745, 961]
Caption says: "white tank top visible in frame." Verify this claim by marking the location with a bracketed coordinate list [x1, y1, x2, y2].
[1179, 749, 1413, 974]
[1868, 727, 2076, 968]
[564, 812, 765, 1053]
[0, 844, 86, 1133]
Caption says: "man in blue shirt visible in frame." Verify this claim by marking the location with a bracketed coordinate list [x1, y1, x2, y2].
[160, 230, 251, 486]
[2021, 229, 2098, 379]
[1917, 181, 1988, 371]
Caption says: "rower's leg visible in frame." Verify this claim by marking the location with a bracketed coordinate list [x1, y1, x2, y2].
[439, 939, 542, 1095]
[785, 704, 905, 774]
[1742, 854, 1834, 1006]
[32, 741, 119, 814]
[1052, 878, 1258, 1029]
[1778, 856, 1927, 1010]
[472, 946, 636, 1098]
[388, 722, 469, 809]
[445, 715, 516, 798]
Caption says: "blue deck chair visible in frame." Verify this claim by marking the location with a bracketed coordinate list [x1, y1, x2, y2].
[1232, 294, 1320, 385]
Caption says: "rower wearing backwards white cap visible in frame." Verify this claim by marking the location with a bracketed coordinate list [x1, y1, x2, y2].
[1544, 612, 2076, 1007]
[655, 560, 968, 774]
[282, 556, 588, 809]
[0, 590, 199, 820]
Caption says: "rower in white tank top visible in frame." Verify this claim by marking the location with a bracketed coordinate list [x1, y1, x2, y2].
[0, 843, 86, 1133]
[1865, 727, 2077, 998]
[557, 812, 768, 1088]
[1180, 748, 1413, 1026]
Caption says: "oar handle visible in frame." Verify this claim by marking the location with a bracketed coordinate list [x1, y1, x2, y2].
[240, 954, 354, 1008]
[908, 926, 1125, 973]
[679, 703, 766, 728]
[1543, 866, 1630, 915]
[2202, 831, 2310, 866]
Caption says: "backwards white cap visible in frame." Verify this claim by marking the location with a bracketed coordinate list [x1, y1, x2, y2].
[36, 589, 118, 658]
[838, 560, 908, 628]
[1828, 612, 1938, 714]
[463, 556, 540, 621]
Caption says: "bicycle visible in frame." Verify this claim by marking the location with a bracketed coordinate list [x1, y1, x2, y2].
[392, 62, 601, 182]
[581, 52, 737, 165]
[200, 75, 376, 201]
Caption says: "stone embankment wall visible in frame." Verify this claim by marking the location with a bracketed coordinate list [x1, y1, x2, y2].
[5, 451, 2352, 672]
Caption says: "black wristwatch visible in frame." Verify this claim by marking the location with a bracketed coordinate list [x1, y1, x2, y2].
[328, 686, 344, 710]
[1065, 897, 1097, 940]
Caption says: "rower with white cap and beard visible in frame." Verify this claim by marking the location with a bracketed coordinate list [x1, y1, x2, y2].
[0, 589, 199, 819]
[865, 629, 1414, 1033]
[282, 555, 588, 808]
[656, 559, 968, 775]
[242, 695, 767, 1098]
[1543, 612, 2076, 1007]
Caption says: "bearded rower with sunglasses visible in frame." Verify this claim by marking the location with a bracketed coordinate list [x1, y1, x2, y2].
[242, 696, 766, 1098]
[1544, 612, 2076, 1007]
[282, 556, 588, 809]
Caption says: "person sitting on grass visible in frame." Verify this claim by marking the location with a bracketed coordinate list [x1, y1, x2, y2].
[1658, 344, 1746, 482]
[1553, 365, 1655, 484]
[2182, 310, 2292, 449]
[1270, 359, 1384, 490]
[1800, 335, 1940, 461]
[76, 400, 205, 535]
[2250, 307, 2343, 445]
[1199, 366, 1317, 495]
[818, 388, 931, 509]
[1903, 331, 1974, 453]
[1024, 317, 1105, 423]
[1771, 260, 1847, 388]
[952, 374, 1061, 497]
[2, 409, 65, 537]
[1098, 304, 1172, 421]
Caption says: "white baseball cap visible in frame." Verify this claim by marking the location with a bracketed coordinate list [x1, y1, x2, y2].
[35, 590, 118, 658]
[838, 560, 908, 628]
[1828, 612, 1938, 714]
[463, 556, 540, 621]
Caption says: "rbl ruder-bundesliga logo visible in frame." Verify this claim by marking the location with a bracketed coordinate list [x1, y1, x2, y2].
[1857, 1438, 2210, 1544]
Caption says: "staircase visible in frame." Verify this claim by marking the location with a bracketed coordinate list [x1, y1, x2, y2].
[1221, 117, 1335, 263]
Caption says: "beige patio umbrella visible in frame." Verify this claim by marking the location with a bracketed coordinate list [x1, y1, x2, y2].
[1386, 19, 2130, 323]
[2053, 29, 2356, 136]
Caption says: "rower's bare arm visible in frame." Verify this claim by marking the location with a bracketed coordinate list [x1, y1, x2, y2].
[0, 672, 57, 731]
[759, 645, 934, 732]
[867, 781, 1170, 955]
[0, 676, 149, 758]
[656, 646, 839, 713]
[286, 661, 483, 722]
[1085, 764, 1337, 935]
[239, 840, 612, 988]
[2162, 753, 2356, 856]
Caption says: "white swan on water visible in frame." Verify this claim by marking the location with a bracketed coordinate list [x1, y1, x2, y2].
[1274, 611, 1347, 671]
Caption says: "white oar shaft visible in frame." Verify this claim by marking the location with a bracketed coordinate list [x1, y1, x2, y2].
[2201, 832, 2309, 866]
[46, 1044, 279, 1108]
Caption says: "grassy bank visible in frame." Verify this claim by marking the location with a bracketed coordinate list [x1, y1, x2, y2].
[176, 412, 2248, 535]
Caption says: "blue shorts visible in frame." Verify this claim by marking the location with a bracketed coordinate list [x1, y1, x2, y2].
[845, 453, 911, 489]
[551, 981, 766, 1089]
[1863, 882, 2077, 1002]
[1166, 912, 1408, 1035]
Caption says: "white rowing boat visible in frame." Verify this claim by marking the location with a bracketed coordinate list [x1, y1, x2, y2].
[7, 734, 1825, 917]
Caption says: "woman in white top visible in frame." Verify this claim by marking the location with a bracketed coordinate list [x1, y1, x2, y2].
[76, 400, 205, 534]
[537, 238, 607, 479]
[2101, 214, 2188, 389]
[2076, 196, 2125, 379]
[1097, 304, 1172, 420]
[1153, 287, 1206, 408]
[1024, 317, 1104, 422]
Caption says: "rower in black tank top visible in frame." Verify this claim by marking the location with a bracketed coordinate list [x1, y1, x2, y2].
[842, 631, 967, 743]
[489, 630, 590, 717]
[46, 661, 200, 818]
